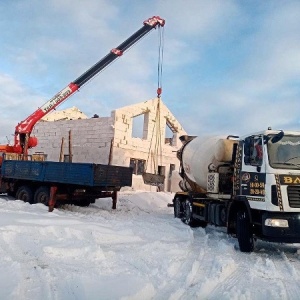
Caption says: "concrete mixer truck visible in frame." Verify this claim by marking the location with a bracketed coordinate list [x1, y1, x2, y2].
[172, 129, 300, 252]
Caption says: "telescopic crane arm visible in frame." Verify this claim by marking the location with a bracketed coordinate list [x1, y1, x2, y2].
[8, 16, 165, 155]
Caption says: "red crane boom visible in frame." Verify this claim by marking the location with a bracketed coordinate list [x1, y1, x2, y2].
[0, 16, 165, 158]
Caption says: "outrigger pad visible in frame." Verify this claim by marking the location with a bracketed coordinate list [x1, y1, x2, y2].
[142, 172, 165, 186]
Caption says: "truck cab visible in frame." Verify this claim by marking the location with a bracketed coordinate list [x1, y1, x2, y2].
[239, 129, 300, 211]
[230, 129, 300, 249]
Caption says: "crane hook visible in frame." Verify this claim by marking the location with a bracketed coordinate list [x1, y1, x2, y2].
[157, 87, 162, 98]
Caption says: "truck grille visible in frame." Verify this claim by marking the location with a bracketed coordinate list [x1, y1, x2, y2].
[287, 186, 300, 208]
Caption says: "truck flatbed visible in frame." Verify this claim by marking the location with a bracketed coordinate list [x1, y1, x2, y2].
[1, 160, 132, 188]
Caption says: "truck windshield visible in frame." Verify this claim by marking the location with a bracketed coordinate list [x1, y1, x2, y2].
[268, 135, 300, 169]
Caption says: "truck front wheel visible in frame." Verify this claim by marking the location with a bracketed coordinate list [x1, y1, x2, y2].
[34, 187, 50, 206]
[236, 210, 254, 252]
[16, 186, 34, 204]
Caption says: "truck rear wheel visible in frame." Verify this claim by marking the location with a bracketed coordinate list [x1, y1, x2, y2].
[34, 187, 50, 206]
[174, 197, 182, 218]
[182, 199, 207, 228]
[183, 199, 198, 227]
[236, 210, 254, 252]
[183, 199, 192, 225]
[16, 186, 34, 204]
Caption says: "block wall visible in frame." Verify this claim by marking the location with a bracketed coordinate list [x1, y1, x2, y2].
[29, 117, 114, 164]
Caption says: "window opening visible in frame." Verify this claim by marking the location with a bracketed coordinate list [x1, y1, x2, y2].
[132, 114, 144, 139]
[132, 113, 149, 139]
[165, 119, 178, 146]
[169, 164, 175, 178]
[165, 123, 174, 145]
[158, 165, 165, 176]
[130, 158, 146, 175]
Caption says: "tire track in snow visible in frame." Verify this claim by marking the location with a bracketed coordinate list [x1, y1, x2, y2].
[271, 250, 300, 300]
[207, 267, 248, 300]
[161, 229, 209, 300]
[161, 225, 300, 300]
[208, 242, 300, 300]
[185, 230, 238, 299]
[161, 228, 238, 300]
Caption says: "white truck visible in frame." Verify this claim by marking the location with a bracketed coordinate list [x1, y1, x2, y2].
[172, 129, 300, 252]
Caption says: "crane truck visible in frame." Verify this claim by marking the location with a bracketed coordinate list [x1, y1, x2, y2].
[0, 16, 165, 211]
[172, 129, 300, 252]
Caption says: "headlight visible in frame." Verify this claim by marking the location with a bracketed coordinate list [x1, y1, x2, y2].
[265, 218, 289, 228]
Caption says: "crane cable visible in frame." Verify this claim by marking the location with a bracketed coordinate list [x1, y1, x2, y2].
[144, 26, 164, 176]
[157, 25, 164, 98]
[156, 26, 164, 171]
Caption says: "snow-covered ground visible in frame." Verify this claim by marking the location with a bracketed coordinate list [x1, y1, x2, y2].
[0, 191, 300, 300]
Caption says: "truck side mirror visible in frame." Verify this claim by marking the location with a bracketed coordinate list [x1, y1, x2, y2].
[271, 131, 284, 144]
[244, 137, 251, 156]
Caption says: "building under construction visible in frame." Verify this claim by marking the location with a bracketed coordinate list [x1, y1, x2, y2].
[29, 98, 186, 192]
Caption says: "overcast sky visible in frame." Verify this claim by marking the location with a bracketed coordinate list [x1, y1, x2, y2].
[1, 0, 300, 144]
